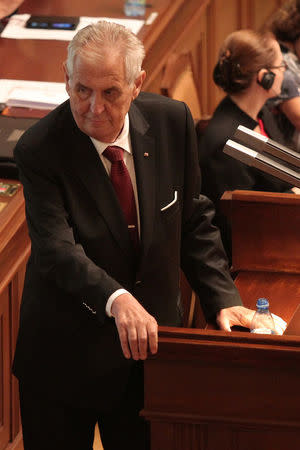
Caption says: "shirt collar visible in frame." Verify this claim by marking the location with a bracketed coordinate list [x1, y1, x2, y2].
[90, 113, 131, 156]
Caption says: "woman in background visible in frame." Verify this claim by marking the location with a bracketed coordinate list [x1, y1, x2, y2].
[198, 29, 298, 261]
[267, 0, 300, 152]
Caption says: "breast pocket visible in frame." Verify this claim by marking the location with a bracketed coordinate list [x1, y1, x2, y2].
[160, 190, 180, 223]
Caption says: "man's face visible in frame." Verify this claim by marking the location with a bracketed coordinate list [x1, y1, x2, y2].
[65, 50, 145, 143]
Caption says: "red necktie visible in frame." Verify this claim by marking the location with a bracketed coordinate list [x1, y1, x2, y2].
[103, 145, 139, 251]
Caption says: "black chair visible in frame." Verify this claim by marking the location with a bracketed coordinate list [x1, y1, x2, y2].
[0, 161, 19, 180]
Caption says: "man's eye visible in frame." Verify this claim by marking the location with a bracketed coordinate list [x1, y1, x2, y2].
[105, 89, 118, 99]
[77, 86, 89, 96]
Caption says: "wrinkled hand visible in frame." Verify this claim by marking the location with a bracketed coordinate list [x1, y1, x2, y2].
[111, 293, 158, 360]
[216, 306, 287, 335]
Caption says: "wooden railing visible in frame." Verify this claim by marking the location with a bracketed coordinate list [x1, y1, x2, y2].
[0, 183, 30, 450]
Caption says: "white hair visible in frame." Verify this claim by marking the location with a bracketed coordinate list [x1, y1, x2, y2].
[66, 20, 145, 85]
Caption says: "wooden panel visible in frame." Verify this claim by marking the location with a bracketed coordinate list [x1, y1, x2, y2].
[251, 0, 285, 30]
[143, 326, 300, 449]
[4, 433, 23, 450]
[150, 422, 206, 450]
[10, 266, 27, 445]
[160, 51, 202, 119]
[150, 421, 300, 450]
[0, 185, 30, 450]
[225, 191, 300, 273]
[142, 0, 210, 101]
[285, 304, 300, 336]
[0, 287, 10, 450]
[236, 428, 300, 450]
[234, 271, 300, 324]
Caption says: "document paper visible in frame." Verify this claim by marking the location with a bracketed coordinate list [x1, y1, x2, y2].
[1, 14, 145, 40]
[0, 79, 68, 109]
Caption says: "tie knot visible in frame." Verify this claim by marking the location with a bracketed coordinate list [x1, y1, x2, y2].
[103, 146, 124, 163]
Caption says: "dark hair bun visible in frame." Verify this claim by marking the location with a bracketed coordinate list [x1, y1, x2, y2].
[213, 58, 247, 94]
[213, 61, 227, 88]
[213, 30, 276, 94]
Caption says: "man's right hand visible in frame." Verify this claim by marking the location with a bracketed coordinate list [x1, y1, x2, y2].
[111, 293, 158, 360]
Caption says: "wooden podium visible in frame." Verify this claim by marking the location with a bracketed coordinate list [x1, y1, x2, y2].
[142, 191, 300, 450]
[0, 181, 30, 450]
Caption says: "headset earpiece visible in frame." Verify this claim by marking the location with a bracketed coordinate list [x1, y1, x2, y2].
[257, 70, 275, 90]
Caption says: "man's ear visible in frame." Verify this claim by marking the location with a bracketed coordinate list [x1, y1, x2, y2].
[132, 70, 146, 100]
[63, 62, 71, 95]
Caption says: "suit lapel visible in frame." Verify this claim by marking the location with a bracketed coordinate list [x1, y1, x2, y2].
[62, 101, 157, 260]
[129, 103, 156, 260]
[65, 115, 132, 255]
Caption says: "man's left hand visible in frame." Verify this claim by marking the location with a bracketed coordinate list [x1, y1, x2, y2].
[216, 306, 287, 335]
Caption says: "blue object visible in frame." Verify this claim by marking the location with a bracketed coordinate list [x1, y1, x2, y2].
[256, 297, 270, 310]
[124, 0, 146, 17]
[250, 298, 276, 334]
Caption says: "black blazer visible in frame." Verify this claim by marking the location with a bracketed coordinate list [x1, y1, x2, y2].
[198, 96, 292, 204]
[198, 96, 292, 259]
[13, 92, 241, 408]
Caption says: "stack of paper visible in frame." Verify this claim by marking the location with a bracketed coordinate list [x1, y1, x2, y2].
[0, 79, 68, 110]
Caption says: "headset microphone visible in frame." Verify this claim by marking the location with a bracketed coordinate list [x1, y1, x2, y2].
[257, 70, 275, 90]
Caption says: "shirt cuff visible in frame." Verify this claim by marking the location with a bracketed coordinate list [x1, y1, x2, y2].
[105, 289, 129, 317]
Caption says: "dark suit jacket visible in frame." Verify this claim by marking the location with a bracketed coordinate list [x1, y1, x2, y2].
[13, 92, 242, 409]
[198, 96, 292, 204]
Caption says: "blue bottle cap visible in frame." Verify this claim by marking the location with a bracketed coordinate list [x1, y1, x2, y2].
[256, 297, 269, 308]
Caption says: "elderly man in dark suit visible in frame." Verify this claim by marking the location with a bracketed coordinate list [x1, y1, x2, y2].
[12, 20, 285, 450]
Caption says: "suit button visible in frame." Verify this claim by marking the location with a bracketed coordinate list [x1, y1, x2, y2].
[135, 280, 142, 285]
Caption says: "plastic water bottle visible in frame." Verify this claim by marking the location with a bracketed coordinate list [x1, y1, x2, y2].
[124, 0, 146, 17]
[250, 298, 276, 335]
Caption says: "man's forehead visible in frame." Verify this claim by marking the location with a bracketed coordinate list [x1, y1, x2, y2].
[72, 51, 126, 81]
[76, 46, 123, 68]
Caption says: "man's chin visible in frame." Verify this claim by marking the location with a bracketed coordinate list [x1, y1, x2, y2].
[78, 120, 119, 142]
[88, 128, 116, 143]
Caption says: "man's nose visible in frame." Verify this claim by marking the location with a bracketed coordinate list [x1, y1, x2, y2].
[90, 93, 105, 114]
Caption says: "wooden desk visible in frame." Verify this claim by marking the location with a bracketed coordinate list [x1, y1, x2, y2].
[1, 0, 283, 115]
[143, 191, 300, 449]
[0, 181, 30, 450]
[143, 327, 300, 450]
[1, 0, 210, 102]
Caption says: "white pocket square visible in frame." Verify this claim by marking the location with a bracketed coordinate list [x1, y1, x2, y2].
[161, 190, 178, 211]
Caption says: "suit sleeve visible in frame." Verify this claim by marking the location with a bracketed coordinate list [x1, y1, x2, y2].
[180, 104, 243, 319]
[14, 140, 122, 325]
